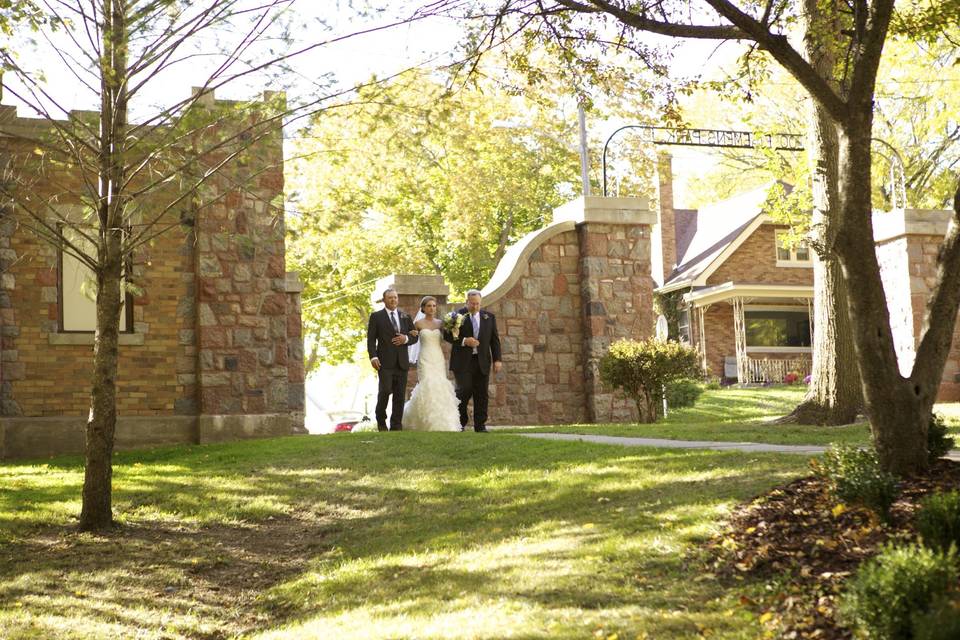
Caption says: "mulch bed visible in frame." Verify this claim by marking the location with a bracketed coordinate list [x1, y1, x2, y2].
[705, 459, 960, 639]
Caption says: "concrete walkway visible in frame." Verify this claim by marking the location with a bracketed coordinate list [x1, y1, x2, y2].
[513, 432, 960, 461]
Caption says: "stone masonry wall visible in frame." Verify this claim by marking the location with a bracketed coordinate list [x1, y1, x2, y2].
[195, 117, 290, 416]
[0, 93, 304, 440]
[482, 230, 587, 425]
[707, 224, 814, 287]
[578, 222, 652, 423]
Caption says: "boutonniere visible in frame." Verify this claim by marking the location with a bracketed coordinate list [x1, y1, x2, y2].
[482, 313, 489, 321]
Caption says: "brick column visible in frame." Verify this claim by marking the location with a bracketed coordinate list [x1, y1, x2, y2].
[555, 196, 656, 422]
[653, 152, 676, 287]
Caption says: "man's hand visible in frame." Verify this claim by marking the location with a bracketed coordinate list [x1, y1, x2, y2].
[370, 357, 381, 371]
[493, 361, 503, 374]
[464, 337, 480, 348]
[391, 334, 407, 346]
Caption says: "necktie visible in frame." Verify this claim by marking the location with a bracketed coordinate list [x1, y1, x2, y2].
[390, 311, 400, 333]
[472, 313, 479, 336]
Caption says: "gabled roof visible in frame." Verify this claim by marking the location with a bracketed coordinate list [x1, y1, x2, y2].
[660, 181, 792, 292]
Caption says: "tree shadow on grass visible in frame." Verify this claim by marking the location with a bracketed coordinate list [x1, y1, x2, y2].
[0, 435, 804, 638]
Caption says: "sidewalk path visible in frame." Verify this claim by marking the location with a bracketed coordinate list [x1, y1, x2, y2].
[513, 432, 960, 461]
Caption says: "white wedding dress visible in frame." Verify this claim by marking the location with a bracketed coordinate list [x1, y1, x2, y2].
[403, 328, 461, 431]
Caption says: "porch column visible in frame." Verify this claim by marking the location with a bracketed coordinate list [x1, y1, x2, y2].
[732, 297, 748, 383]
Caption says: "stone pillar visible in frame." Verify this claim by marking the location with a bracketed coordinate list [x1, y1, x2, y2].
[555, 196, 656, 422]
[372, 274, 450, 318]
[874, 208, 959, 399]
[286, 271, 306, 434]
[653, 152, 676, 287]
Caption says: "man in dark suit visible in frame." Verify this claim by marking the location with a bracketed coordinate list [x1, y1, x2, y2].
[445, 289, 502, 432]
[367, 288, 419, 431]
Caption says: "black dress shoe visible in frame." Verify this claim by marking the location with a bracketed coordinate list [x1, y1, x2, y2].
[474, 427, 488, 433]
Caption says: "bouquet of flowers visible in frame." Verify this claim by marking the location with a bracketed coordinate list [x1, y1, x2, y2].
[443, 311, 465, 339]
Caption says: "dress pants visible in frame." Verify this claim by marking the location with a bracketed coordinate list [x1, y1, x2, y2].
[454, 354, 489, 431]
[375, 367, 408, 430]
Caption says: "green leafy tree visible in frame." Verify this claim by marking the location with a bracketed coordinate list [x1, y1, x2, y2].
[599, 338, 700, 423]
[288, 68, 585, 367]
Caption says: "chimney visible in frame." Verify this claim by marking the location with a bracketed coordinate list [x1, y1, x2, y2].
[654, 151, 677, 287]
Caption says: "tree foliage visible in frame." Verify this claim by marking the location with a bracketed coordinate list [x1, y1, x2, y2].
[288, 68, 585, 366]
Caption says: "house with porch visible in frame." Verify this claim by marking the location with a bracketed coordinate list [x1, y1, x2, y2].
[653, 156, 813, 383]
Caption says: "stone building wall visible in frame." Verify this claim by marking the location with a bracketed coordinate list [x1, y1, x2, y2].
[0, 91, 305, 459]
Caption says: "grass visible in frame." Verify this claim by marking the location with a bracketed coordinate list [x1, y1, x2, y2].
[0, 432, 810, 639]
[501, 386, 960, 447]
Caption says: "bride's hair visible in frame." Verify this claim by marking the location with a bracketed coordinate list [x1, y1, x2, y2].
[419, 295, 437, 312]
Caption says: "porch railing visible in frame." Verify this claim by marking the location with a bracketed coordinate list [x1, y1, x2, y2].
[742, 356, 812, 384]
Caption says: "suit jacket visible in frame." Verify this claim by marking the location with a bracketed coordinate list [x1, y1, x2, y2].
[445, 307, 502, 375]
[367, 308, 419, 370]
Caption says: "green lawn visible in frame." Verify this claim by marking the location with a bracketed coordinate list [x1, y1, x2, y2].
[501, 386, 960, 447]
[0, 433, 809, 639]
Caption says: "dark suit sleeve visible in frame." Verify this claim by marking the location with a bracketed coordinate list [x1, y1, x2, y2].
[490, 313, 502, 362]
[367, 312, 378, 360]
[403, 314, 419, 346]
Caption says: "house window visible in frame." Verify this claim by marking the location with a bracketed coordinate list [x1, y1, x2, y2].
[744, 307, 811, 351]
[59, 226, 133, 332]
[775, 231, 811, 266]
[677, 308, 691, 343]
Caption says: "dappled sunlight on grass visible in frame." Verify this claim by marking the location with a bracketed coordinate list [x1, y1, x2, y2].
[0, 433, 806, 639]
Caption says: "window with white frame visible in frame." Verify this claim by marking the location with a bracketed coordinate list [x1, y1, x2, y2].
[775, 230, 811, 265]
[744, 306, 811, 351]
[59, 225, 132, 332]
[677, 308, 691, 343]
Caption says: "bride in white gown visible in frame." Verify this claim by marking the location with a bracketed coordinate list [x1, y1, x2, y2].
[403, 296, 461, 431]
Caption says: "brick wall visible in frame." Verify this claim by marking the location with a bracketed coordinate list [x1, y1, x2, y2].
[707, 224, 814, 287]
[0, 91, 305, 455]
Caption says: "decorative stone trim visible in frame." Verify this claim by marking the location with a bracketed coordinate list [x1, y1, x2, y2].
[48, 332, 145, 346]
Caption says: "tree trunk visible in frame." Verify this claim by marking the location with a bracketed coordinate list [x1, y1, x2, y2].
[635, 387, 658, 423]
[834, 116, 930, 475]
[80, 250, 123, 530]
[79, 0, 128, 531]
[791, 1, 863, 425]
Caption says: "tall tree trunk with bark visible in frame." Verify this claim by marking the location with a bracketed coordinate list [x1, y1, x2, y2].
[80, 0, 128, 531]
[790, 0, 862, 425]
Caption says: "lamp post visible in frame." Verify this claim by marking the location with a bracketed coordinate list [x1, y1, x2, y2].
[492, 103, 591, 196]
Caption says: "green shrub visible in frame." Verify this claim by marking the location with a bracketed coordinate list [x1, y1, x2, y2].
[665, 379, 704, 409]
[917, 491, 960, 552]
[599, 338, 700, 423]
[928, 413, 955, 463]
[839, 543, 957, 640]
[815, 444, 899, 520]
[705, 378, 721, 391]
[913, 596, 960, 640]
